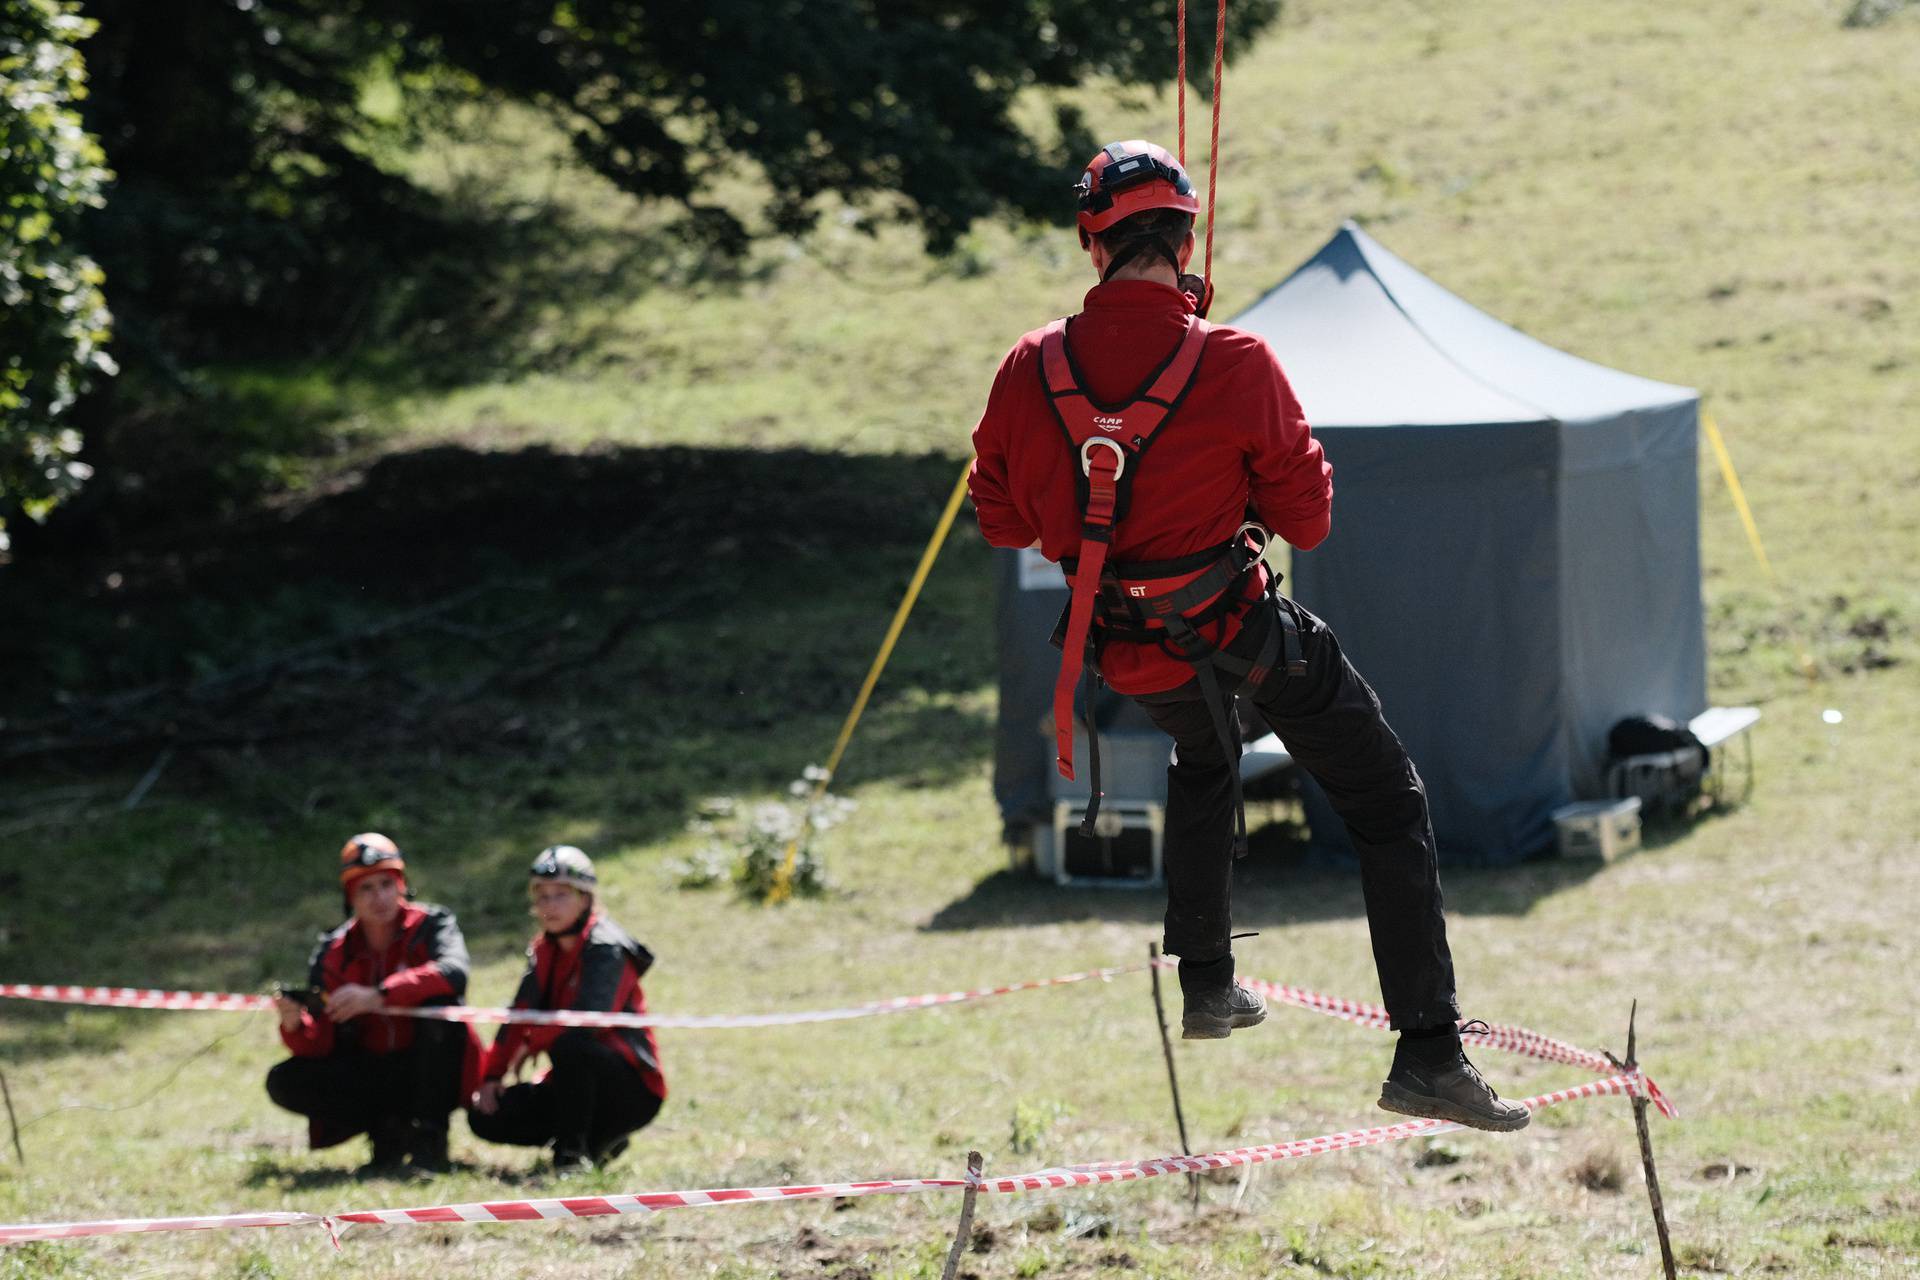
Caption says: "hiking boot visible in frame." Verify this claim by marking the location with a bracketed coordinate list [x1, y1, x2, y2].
[355, 1119, 410, 1178]
[1177, 954, 1267, 1040]
[592, 1135, 631, 1169]
[407, 1122, 451, 1175]
[551, 1144, 594, 1176]
[1377, 1023, 1530, 1133]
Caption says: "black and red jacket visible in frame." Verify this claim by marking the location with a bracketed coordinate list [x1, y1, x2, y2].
[482, 912, 666, 1102]
[280, 901, 473, 1059]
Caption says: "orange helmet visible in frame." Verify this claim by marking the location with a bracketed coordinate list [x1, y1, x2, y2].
[1074, 141, 1199, 236]
[338, 832, 405, 891]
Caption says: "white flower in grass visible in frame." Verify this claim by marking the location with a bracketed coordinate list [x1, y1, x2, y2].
[750, 803, 800, 841]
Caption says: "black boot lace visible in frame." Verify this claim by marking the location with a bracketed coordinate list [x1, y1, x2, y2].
[1452, 1022, 1503, 1098]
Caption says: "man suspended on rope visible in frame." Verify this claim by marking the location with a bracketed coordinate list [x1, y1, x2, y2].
[468, 846, 667, 1173]
[967, 141, 1528, 1131]
[266, 833, 483, 1175]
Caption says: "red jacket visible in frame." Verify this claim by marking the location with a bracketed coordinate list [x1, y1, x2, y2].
[483, 912, 666, 1102]
[280, 901, 473, 1058]
[969, 279, 1333, 694]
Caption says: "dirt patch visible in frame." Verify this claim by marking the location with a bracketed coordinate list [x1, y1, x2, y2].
[1568, 1147, 1626, 1193]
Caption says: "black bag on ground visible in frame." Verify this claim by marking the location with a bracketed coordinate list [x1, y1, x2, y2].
[1606, 714, 1710, 771]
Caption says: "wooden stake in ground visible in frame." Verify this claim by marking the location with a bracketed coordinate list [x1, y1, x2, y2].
[0, 1068, 23, 1165]
[1616, 1000, 1677, 1280]
[1147, 943, 1200, 1208]
[940, 1150, 984, 1280]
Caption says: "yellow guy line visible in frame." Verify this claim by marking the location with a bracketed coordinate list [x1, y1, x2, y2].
[769, 459, 975, 901]
[1701, 407, 1815, 679]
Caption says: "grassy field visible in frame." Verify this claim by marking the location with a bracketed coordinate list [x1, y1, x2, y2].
[3, 0, 1918, 1276]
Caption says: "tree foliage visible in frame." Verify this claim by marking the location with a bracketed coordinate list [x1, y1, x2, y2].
[28, 1, 1278, 542]
[0, 0, 114, 549]
[75, 0, 1279, 364]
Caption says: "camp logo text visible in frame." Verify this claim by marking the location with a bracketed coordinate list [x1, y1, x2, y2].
[1092, 415, 1126, 432]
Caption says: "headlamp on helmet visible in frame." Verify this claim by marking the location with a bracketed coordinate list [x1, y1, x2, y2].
[1074, 140, 1200, 237]
[530, 844, 597, 893]
[338, 832, 405, 890]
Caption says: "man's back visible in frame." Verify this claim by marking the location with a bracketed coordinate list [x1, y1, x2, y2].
[969, 277, 1332, 693]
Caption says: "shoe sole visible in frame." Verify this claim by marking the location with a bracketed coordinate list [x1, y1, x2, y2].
[1376, 1081, 1531, 1132]
[1180, 1008, 1267, 1040]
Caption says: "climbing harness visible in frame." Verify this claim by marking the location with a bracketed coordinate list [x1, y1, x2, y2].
[1039, 317, 1305, 858]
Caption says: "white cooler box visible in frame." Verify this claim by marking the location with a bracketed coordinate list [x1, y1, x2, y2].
[1550, 797, 1642, 862]
[1032, 801, 1165, 887]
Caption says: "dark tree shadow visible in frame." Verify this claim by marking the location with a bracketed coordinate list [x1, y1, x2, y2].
[242, 1162, 370, 1193]
[243, 1155, 503, 1192]
[0, 442, 994, 995]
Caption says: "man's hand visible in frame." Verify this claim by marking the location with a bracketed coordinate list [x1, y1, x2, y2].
[325, 983, 384, 1022]
[472, 1080, 503, 1115]
[272, 994, 307, 1034]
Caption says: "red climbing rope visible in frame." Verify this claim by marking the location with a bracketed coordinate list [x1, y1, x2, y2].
[1204, 0, 1226, 286]
[1174, 1, 1228, 291]
[1176, 2, 1188, 164]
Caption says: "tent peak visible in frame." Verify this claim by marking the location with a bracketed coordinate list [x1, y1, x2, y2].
[1231, 223, 1696, 424]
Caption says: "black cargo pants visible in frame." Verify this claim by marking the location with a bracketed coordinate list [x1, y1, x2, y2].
[467, 1033, 662, 1161]
[1131, 595, 1460, 1031]
[265, 1018, 466, 1147]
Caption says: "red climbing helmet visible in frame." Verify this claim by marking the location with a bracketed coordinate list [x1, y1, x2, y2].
[1074, 141, 1200, 236]
[338, 832, 405, 891]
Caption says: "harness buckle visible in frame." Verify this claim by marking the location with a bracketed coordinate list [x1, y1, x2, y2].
[1080, 437, 1127, 481]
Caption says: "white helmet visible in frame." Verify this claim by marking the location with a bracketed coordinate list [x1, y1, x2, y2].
[529, 844, 597, 892]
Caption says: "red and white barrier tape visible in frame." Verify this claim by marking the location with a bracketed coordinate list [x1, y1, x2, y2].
[0, 969, 1672, 1116]
[0, 1073, 1656, 1245]
[405, 964, 1147, 1029]
[0, 985, 276, 1014]
[0, 1211, 316, 1244]
[1230, 974, 1677, 1119]
[1022, 1074, 1648, 1182]
[0, 967, 1142, 1030]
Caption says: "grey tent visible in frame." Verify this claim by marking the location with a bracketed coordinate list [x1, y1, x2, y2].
[1232, 221, 1706, 864]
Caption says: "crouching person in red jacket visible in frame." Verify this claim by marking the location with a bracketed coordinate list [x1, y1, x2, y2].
[267, 833, 482, 1175]
[469, 846, 665, 1172]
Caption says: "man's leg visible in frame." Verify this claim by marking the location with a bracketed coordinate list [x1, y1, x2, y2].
[1134, 683, 1267, 1039]
[467, 1082, 559, 1150]
[577, 1055, 663, 1167]
[266, 1052, 410, 1164]
[400, 1020, 466, 1170]
[1246, 601, 1457, 1029]
[1251, 598, 1526, 1131]
[543, 1033, 663, 1167]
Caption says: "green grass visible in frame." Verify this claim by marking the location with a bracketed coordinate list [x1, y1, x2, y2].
[3, 0, 1919, 1275]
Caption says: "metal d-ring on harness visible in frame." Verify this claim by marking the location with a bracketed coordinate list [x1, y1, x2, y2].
[1041, 317, 1306, 858]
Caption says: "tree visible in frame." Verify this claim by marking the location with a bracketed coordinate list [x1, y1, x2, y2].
[73, 0, 1279, 363]
[39, 1, 1278, 540]
[0, 0, 114, 553]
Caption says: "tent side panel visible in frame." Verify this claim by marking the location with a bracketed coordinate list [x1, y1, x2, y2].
[1556, 402, 1707, 796]
[1291, 423, 1566, 866]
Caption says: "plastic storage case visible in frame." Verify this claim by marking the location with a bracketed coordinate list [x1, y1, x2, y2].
[1549, 796, 1642, 861]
